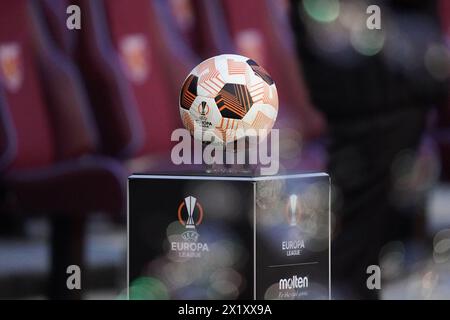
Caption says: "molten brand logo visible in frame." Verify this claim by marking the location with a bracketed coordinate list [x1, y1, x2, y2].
[279, 275, 309, 290]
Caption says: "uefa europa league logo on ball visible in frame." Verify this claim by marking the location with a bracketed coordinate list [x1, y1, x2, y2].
[178, 196, 203, 242]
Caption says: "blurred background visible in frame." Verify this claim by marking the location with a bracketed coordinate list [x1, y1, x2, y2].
[0, 0, 448, 299]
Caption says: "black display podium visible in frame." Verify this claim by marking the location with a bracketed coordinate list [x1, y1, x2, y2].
[128, 172, 330, 300]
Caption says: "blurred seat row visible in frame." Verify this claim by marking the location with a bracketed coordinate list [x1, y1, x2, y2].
[0, 0, 448, 298]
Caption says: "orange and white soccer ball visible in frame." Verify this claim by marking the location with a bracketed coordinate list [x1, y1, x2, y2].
[179, 54, 278, 144]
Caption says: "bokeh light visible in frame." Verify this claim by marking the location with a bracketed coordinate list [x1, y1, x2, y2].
[433, 229, 450, 264]
[379, 241, 406, 281]
[424, 43, 450, 81]
[350, 27, 385, 56]
[303, 0, 340, 24]
[129, 277, 169, 300]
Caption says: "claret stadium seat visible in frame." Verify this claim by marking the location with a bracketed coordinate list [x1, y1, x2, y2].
[144, 0, 200, 115]
[0, 92, 15, 172]
[38, 0, 77, 57]
[0, 0, 126, 299]
[165, 0, 235, 59]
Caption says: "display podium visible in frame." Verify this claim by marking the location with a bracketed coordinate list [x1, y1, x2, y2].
[128, 172, 330, 300]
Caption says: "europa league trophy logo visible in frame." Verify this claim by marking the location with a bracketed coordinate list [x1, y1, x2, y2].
[178, 196, 204, 241]
[184, 196, 197, 229]
[286, 194, 301, 227]
[197, 101, 209, 117]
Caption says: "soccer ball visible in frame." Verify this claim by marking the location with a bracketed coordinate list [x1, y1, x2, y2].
[179, 54, 278, 145]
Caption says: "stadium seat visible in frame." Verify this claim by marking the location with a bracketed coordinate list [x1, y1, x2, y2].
[38, 0, 77, 57]
[146, 0, 199, 113]
[63, 0, 143, 159]
[0, 0, 126, 298]
[166, 0, 235, 59]
[0, 91, 15, 172]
